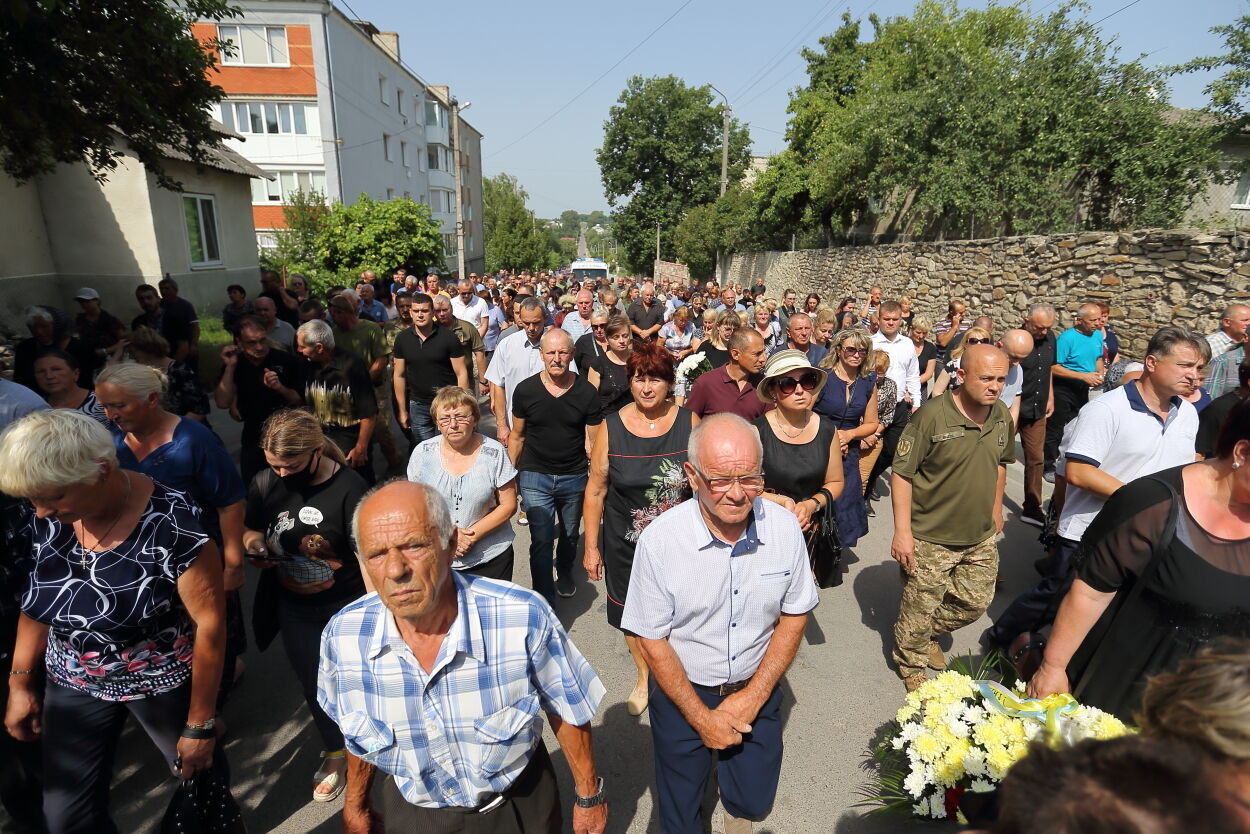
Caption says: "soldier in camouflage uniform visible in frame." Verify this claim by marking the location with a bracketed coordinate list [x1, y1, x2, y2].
[889, 344, 1015, 691]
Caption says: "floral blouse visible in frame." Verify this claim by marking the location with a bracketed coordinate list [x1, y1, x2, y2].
[20, 483, 208, 701]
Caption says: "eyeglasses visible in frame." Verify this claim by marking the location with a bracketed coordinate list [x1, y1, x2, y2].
[966, 338, 992, 345]
[841, 346, 867, 355]
[591, 323, 607, 330]
[436, 415, 474, 427]
[775, 372, 822, 395]
[691, 467, 766, 494]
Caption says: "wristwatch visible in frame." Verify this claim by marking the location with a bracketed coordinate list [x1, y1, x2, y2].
[181, 717, 216, 739]
[574, 777, 606, 808]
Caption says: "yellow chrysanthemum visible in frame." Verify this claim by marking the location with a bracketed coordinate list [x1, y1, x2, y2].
[1092, 713, 1131, 740]
[972, 722, 1006, 748]
[913, 731, 945, 763]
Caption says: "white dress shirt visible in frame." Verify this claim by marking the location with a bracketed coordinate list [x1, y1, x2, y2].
[872, 330, 921, 405]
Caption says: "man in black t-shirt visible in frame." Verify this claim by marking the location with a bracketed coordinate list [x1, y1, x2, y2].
[392, 293, 469, 443]
[627, 281, 664, 341]
[216, 317, 305, 483]
[296, 319, 378, 484]
[132, 284, 194, 361]
[158, 276, 201, 367]
[508, 328, 603, 602]
[260, 269, 301, 327]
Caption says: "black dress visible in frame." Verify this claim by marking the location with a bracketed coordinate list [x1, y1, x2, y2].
[601, 408, 694, 629]
[593, 354, 632, 415]
[701, 344, 731, 369]
[754, 414, 838, 505]
[1068, 465, 1250, 718]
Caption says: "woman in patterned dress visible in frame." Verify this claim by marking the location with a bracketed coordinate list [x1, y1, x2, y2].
[583, 341, 698, 715]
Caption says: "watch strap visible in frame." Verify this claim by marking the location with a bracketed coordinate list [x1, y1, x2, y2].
[574, 776, 605, 808]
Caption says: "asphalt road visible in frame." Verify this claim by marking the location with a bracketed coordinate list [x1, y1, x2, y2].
[107, 404, 1048, 834]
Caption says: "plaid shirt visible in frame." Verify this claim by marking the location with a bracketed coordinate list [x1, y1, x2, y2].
[1206, 345, 1245, 400]
[317, 573, 604, 809]
[1206, 329, 1240, 359]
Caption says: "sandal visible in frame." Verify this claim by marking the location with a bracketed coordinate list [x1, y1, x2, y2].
[312, 750, 347, 803]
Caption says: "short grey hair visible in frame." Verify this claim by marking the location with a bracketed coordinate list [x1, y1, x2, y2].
[350, 479, 453, 551]
[97, 361, 168, 399]
[298, 318, 335, 349]
[0, 409, 118, 496]
[687, 412, 763, 472]
[337, 289, 360, 308]
[1028, 303, 1056, 319]
[1146, 326, 1207, 362]
[25, 306, 54, 328]
[517, 297, 546, 316]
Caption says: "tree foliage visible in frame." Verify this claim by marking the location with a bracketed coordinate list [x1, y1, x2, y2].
[1173, 14, 1250, 130]
[597, 75, 751, 273]
[760, 1, 1225, 241]
[483, 174, 560, 273]
[260, 189, 328, 278]
[315, 194, 443, 289]
[674, 189, 757, 280]
[0, 0, 239, 190]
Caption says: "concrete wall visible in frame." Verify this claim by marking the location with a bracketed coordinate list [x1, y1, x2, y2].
[726, 228, 1250, 357]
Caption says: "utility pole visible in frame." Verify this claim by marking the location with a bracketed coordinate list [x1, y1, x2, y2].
[655, 221, 661, 263]
[451, 96, 472, 280]
[710, 85, 731, 286]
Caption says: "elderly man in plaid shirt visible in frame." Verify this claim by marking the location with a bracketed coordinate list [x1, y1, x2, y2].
[318, 481, 608, 834]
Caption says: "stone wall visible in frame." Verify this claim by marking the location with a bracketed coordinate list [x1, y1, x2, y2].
[727, 229, 1250, 357]
[652, 259, 690, 286]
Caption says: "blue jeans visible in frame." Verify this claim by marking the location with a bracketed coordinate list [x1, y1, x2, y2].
[408, 398, 437, 443]
[517, 471, 588, 602]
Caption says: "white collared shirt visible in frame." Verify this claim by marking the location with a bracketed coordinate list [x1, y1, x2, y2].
[872, 330, 921, 405]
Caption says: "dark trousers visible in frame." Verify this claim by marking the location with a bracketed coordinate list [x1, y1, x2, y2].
[1018, 415, 1047, 514]
[1044, 378, 1089, 469]
[0, 617, 45, 834]
[380, 741, 560, 834]
[409, 398, 438, 444]
[649, 681, 784, 834]
[327, 427, 375, 486]
[517, 472, 587, 602]
[459, 546, 515, 582]
[986, 537, 1079, 648]
[277, 595, 346, 751]
[41, 681, 229, 834]
[239, 427, 267, 487]
[866, 405, 911, 497]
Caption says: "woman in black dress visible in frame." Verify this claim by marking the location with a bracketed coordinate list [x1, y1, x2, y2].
[583, 341, 696, 715]
[1028, 398, 1250, 718]
[693, 309, 741, 369]
[585, 313, 634, 416]
[753, 350, 846, 580]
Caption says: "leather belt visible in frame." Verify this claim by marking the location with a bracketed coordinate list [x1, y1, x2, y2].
[693, 677, 752, 696]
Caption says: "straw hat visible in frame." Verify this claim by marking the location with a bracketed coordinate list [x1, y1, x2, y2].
[757, 349, 828, 403]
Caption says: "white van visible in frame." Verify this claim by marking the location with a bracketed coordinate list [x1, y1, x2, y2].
[569, 258, 610, 284]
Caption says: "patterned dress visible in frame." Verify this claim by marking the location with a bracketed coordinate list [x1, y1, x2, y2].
[601, 407, 694, 629]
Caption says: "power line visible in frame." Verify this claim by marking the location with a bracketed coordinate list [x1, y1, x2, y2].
[485, 0, 697, 160]
[1090, 0, 1144, 27]
[732, 0, 840, 101]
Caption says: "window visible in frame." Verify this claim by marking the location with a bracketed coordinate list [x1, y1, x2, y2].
[386, 188, 395, 200]
[443, 232, 457, 255]
[427, 144, 450, 172]
[183, 195, 222, 267]
[396, 89, 405, 116]
[383, 133, 392, 162]
[424, 99, 446, 127]
[379, 75, 389, 104]
[218, 101, 317, 135]
[1233, 169, 1250, 209]
[218, 25, 287, 66]
[400, 140, 409, 167]
[250, 170, 327, 204]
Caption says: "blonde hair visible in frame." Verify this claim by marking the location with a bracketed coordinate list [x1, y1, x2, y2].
[911, 314, 934, 334]
[950, 326, 993, 364]
[712, 309, 742, 348]
[822, 327, 874, 378]
[430, 386, 481, 424]
[260, 408, 348, 465]
[672, 305, 692, 324]
[869, 349, 891, 375]
[1139, 638, 1250, 762]
[97, 361, 168, 399]
[126, 326, 170, 359]
[0, 409, 117, 496]
[815, 308, 839, 329]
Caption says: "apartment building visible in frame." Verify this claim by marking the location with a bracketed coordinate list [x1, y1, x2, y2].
[193, 0, 485, 274]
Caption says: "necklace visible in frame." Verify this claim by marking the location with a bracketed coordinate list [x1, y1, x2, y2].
[637, 403, 667, 430]
[75, 472, 131, 568]
[774, 412, 808, 439]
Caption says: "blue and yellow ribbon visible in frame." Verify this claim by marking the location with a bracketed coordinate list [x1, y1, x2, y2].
[975, 680, 1083, 746]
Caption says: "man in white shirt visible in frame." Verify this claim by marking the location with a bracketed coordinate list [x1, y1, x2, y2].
[986, 326, 1202, 650]
[866, 300, 921, 499]
[561, 289, 596, 341]
[450, 279, 489, 338]
[486, 298, 577, 446]
[998, 329, 1034, 427]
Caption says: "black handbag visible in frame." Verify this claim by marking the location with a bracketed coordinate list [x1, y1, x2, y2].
[805, 487, 843, 588]
[160, 769, 247, 834]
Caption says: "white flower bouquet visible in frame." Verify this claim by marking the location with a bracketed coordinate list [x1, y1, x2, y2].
[862, 655, 1133, 821]
[674, 352, 713, 398]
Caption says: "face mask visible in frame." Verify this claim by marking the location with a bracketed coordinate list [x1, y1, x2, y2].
[280, 450, 321, 492]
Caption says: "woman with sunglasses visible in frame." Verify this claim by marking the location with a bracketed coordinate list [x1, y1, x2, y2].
[930, 326, 994, 397]
[754, 350, 845, 557]
[242, 409, 369, 803]
[815, 329, 880, 548]
[586, 313, 635, 416]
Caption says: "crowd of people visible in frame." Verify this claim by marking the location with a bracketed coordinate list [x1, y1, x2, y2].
[0, 266, 1248, 834]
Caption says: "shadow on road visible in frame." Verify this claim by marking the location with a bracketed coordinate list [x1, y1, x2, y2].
[853, 562, 904, 666]
[548, 701, 656, 834]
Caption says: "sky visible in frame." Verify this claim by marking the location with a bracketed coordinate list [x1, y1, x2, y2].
[342, 0, 1244, 217]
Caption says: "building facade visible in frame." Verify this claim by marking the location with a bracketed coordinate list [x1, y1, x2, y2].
[193, 0, 486, 274]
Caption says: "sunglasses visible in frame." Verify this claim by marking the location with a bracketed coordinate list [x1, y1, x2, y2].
[775, 372, 821, 395]
[966, 338, 992, 345]
[841, 346, 867, 355]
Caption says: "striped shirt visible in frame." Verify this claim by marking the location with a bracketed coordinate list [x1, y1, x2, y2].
[621, 497, 819, 686]
[317, 573, 605, 809]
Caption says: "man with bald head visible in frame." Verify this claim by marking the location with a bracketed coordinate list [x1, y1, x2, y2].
[319, 482, 608, 834]
[624, 413, 817, 834]
[998, 329, 1034, 427]
[562, 288, 597, 341]
[1017, 304, 1057, 526]
[1204, 303, 1250, 399]
[509, 328, 603, 603]
[889, 344, 1014, 692]
[684, 329, 771, 421]
[1206, 302, 1250, 357]
[1046, 303, 1105, 480]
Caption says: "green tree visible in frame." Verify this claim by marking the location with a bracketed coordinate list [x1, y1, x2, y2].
[674, 188, 760, 280]
[0, 0, 239, 190]
[315, 194, 443, 289]
[597, 75, 751, 273]
[559, 209, 582, 237]
[777, 1, 1223, 239]
[261, 189, 328, 278]
[483, 174, 560, 272]
[1174, 14, 1250, 129]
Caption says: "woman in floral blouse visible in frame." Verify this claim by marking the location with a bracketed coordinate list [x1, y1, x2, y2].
[0, 409, 227, 833]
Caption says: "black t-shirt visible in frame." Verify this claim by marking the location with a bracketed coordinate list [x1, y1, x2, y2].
[245, 465, 368, 605]
[231, 349, 305, 439]
[1196, 390, 1242, 458]
[393, 325, 465, 402]
[627, 300, 664, 338]
[260, 289, 300, 326]
[574, 332, 604, 378]
[702, 344, 731, 369]
[512, 374, 603, 474]
[304, 349, 378, 430]
[132, 307, 192, 350]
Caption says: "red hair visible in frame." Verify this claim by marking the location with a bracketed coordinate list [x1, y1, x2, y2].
[627, 340, 676, 386]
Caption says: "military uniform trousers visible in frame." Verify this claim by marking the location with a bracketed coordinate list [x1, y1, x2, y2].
[893, 533, 999, 676]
